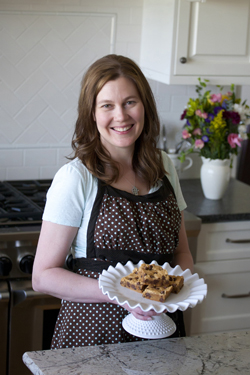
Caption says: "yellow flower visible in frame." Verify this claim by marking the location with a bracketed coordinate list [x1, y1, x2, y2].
[221, 94, 230, 103]
[210, 110, 227, 134]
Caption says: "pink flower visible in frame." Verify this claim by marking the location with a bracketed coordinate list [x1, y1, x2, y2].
[193, 128, 202, 136]
[194, 139, 204, 149]
[210, 93, 222, 103]
[227, 133, 242, 148]
[182, 129, 191, 139]
[195, 109, 208, 119]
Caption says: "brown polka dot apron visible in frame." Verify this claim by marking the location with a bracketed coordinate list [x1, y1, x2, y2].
[51, 176, 184, 349]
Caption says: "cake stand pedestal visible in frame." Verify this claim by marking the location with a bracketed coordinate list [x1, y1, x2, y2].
[122, 313, 176, 339]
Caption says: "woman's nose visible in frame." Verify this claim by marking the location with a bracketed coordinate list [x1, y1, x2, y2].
[114, 106, 128, 121]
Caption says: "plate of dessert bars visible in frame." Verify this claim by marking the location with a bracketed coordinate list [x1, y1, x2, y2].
[99, 260, 207, 314]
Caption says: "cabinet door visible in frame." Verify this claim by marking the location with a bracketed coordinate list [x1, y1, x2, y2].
[196, 221, 250, 262]
[189, 259, 250, 335]
[173, 0, 250, 84]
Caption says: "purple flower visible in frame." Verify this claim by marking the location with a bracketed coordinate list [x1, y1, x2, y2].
[186, 120, 191, 126]
[213, 106, 224, 115]
[223, 110, 241, 125]
[205, 113, 215, 122]
[180, 109, 187, 120]
[202, 135, 209, 143]
[221, 100, 228, 110]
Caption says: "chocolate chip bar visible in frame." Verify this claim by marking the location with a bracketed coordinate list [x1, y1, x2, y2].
[138, 263, 170, 287]
[169, 275, 184, 294]
[142, 285, 173, 302]
[120, 268, 146, 293]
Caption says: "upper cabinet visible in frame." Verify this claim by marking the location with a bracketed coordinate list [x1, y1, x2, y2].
[140, 0, 250, 85]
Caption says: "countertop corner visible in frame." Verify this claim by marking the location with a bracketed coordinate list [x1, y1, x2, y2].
[180, 178, 250, 223]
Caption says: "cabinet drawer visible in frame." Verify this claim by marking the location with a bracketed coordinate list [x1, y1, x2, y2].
[190, 259, 250, 335]
[197, 221, 250, 262]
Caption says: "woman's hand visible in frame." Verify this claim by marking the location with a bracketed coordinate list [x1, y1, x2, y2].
[122, 303, 164, 321]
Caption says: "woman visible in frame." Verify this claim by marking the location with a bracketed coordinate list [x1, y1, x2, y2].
[32, 54, 193, 348]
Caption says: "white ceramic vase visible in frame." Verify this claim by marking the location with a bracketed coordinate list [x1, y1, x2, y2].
[200, 157, 231, 200]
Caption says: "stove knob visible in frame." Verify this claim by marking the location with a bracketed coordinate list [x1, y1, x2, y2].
[0, 256, 12, 276]
[20, 255, 34, 274]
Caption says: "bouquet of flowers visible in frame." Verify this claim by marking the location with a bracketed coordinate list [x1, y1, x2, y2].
[179, 78, 250, 166]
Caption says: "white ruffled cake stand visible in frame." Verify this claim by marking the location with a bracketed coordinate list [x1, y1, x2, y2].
[99, 260, 207, 339]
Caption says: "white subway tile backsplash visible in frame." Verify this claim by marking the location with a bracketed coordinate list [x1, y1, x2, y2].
[0, 82, 23, 117]
[15, 70, 48, 104]
[17, 44, 50, 77]
[39, 82, 70, 116]
[6, 166, 40, 180]
[0, 32, 26, 65]
[15, 96, 48, 128]
[18, 17, 52, 52]
[0, 57, 25, 92]
[14, 124, 46, 145]
[41, 57, 73, 91]
[116, 24, 141, 43]
[130, 7, 143, 25]
[24, 148, 57, 166]
[0, 149, 23, 166]
[57, 147, 73, 162]
[0, 169, 7, 181]
[171, 95, 190, 113]
[39, 108, 70, 141]
[0, 110, 23, 142]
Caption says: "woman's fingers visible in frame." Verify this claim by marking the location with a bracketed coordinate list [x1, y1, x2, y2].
[122, 303, 164, 321]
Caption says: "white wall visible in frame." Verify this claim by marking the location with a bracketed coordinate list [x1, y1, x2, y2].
[0, 0, 249, 181]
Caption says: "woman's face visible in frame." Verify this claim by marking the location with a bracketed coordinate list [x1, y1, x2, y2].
[94, 77, 145, 156]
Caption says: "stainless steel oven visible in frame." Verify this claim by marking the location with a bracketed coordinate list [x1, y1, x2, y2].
[0, 180, 72, 375]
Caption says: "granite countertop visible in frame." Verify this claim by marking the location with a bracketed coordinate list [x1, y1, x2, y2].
[23, 330, 250, 375]
[180, 178, 250, 223]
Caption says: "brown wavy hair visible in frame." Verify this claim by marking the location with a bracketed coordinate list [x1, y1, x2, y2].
[71, 54, 165, 188]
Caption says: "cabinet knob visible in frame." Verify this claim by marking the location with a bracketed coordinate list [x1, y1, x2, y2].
[179, 57, 187, 64]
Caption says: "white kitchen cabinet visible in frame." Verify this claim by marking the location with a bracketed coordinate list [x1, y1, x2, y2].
[188, 221, 250, 336]
[140, 0, 250, 85]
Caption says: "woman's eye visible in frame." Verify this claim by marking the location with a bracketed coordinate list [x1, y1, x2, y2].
[126, 100, 135, 106]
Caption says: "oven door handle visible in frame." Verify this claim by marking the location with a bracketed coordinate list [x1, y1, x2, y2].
[0, 290, 10, 301]
[13, 287, 52, 307]
[0, 281, 10, 302]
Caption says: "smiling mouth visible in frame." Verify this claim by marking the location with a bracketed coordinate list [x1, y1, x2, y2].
[112, 124, 134, 132]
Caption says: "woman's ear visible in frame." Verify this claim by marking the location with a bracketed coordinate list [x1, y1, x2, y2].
[92, 112, 96, 122]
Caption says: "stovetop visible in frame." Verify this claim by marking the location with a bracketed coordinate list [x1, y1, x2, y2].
[0, 179, 52, 225]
